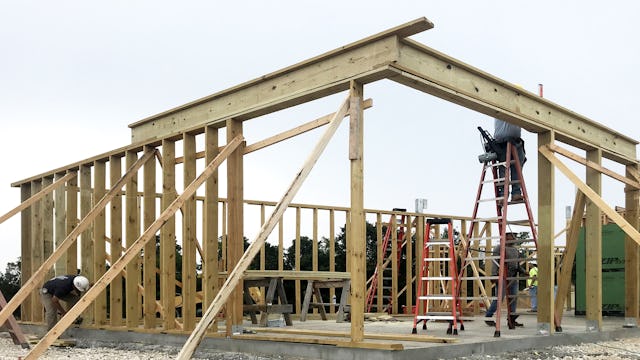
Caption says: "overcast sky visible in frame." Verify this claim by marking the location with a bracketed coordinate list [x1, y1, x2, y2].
[0, 1, 638, 271]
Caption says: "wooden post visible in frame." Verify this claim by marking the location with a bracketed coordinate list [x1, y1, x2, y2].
[42, 176, 54, 282]
[143, 145, 157, 329]
[183, 133, 197, 331]
[54, 173, 68, 275]
[405, 215, 413, 313]
[110, 155, 124, 326]
[161, 140, 176, 330]
[625, 163, 640, 327]
[24, 137, 243, 360]
[20, 184, 33, 322]
[176, 98, 349, 360]
[376, 213, 384, 312]
[349, 80, 365, 342]
[80, 165, 95, 324]
[125, 151, 141, 327]
[226, 119, 244, 331]
[204, 125, 219, 332]
[329, 209, 336, 313]
[295, 206, 301, 314]
[31, 180, 43, 323]
[94, 160, 107, 325]
[537, 131, 555, 334]
[66, 173, 78, 279]
[585, 148, 602, 331]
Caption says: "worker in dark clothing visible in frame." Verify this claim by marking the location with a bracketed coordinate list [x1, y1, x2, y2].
[40, 274, 90, 330]
[494, 118, 526, 202]
[484, 232, 526, 329]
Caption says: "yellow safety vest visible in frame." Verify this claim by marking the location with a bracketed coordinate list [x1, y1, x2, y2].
[528, 266, 538, 287]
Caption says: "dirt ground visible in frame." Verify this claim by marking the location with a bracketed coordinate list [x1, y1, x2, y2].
[2, 333, 640, 359]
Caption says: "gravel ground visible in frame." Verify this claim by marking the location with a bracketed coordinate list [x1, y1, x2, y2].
[2, 333, 640, 360]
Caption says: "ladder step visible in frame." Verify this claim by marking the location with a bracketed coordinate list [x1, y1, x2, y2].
[425, 241, 451, 246]
[505, 220, 532, 226]
[472, 216, 502, 222]
[415, 315, 457, 321]
[418, 295, 454, 300]
[421, 276, 454, 281]
[423, 257, 454, 262]
[477, 197, 506, 203]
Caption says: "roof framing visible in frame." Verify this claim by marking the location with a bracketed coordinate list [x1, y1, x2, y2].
[130, 17, 637, 165]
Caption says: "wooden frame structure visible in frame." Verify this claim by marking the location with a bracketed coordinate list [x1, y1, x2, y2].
[1, 17, 639, 358]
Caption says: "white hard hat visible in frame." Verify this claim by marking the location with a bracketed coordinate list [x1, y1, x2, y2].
[73, 276, 90, 292]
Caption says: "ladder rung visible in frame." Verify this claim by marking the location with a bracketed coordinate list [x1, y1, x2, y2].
[415, 315, 456, 321]
[477, 197, 505, 203]
[472, 216, 502, 222]
[418, 295, 453, 300]
[421, 276, 454, 281]
[505, 220, 531, 225]
[426, 241, 451, 246]
[423, 257, 453, 262]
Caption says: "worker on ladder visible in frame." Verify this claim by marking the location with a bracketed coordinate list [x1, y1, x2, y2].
[494, 118, 526, 203]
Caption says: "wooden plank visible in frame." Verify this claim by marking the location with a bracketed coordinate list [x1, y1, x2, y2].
[242, 270, 351, 280]
[0, 150, 155, 328]
[23, 136, 243, 360]
[143, 145, 157, 329]
[244, 98, 372, 155]
[231, 333, 403, 350]
[348, 80, 365, 342]
[80, 165, 95, 323]
[0, 172, 76, 226]
[93, 161, 107, 326]
[625, 163, 640, 324]
[226, 119, 244, 330]
[375, 213, 383, 312]
[30, 180, 43, 323]
[555, 192, 586, 319]
[20, 183, 32, 321]
[183, 134, 197, 331]
[391, 42, 638, 164]
[65, 173, 78, 281]
[537, 132, 555, 331]
[176, 98, 350, 360]
[295, 207, 301, 315]
[585, 149, 603, 329]
[42, 177, 54, 280]
[548, 144, 640, 190]
[204, 125, 219, 332]
[160, 139, 176, 330]
[54, 173, 67, 275]
[109, 155, 124, 326]
[129, 19, 431, 142]
[125, 151, 141, 328]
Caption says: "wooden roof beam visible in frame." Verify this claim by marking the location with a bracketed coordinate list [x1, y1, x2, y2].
[389, 38, 638, 164]
[128, 18, 434, 143]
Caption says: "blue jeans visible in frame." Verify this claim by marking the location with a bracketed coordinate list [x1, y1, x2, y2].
[529, 285, 537, 310]
[497, 141, 525, 196]
[485, 279, 518, 317]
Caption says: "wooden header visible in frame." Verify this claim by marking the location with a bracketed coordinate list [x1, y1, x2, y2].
[128, 18, 434, 142]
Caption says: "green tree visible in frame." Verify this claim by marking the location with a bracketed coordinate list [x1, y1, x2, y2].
[0, 257, 22, 317]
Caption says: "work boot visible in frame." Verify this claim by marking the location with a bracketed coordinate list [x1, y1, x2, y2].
[507, 315, 523, 329]
[484, 319, 496, 327]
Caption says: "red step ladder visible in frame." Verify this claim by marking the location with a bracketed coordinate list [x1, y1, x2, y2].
[412, 218, 463, 335]
[366, 209, 406, 313]
[458, 132, 538, 337]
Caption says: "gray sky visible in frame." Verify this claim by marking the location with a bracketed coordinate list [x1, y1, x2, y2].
[0, 1, 638, 271]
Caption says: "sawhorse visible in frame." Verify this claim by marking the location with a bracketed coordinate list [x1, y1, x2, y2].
[243, 277, 293, 327]
[0, 290, 29, 349]
[300, 279, 351, 323]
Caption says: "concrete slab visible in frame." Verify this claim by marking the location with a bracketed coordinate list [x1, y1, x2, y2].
[19, 312, 640, 360]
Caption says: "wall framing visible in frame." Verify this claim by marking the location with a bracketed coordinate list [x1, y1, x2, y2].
[2, 17, 639, 357]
